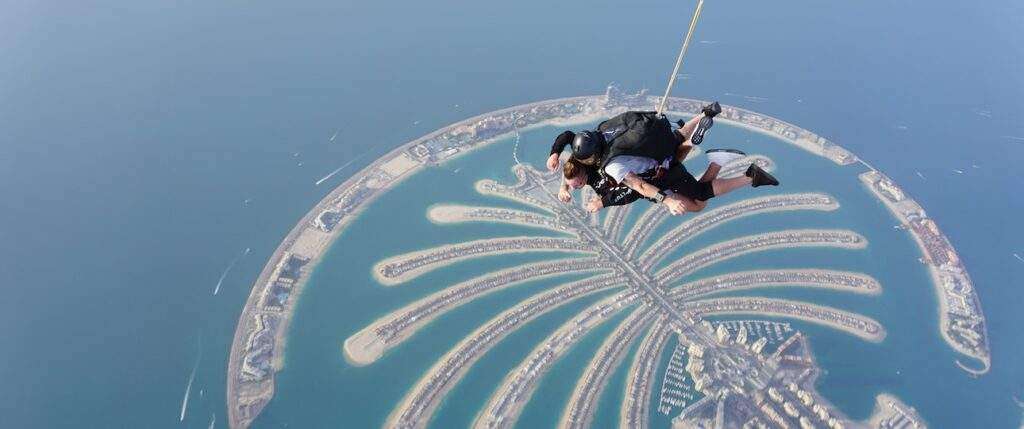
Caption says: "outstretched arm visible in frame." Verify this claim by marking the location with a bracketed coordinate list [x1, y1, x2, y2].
[558, 179, 572, 202]
[622, 173, 663, 199]
[547, 153, 561, 171]
[548, 131, 575, 171]
[586, 186, 642, 212]
[622, 173, 699, 215]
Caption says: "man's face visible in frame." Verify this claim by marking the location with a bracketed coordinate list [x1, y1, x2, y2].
[567, 175, 586, 189]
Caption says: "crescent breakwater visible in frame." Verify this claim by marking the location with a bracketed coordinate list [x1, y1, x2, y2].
[858, 170, 990, 372]
[226, 86, 988, 427]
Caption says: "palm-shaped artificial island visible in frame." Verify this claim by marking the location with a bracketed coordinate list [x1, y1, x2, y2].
[346, 154, 888, 428]
[227, 89, 988, 429]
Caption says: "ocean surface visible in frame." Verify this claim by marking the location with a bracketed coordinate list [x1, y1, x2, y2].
[2, 0, 1022, 428]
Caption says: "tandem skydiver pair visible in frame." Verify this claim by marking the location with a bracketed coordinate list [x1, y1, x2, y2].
[546, 102, 779, 215]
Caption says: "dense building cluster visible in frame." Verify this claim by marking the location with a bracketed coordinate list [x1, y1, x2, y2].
[562, 310, 656, 429]
[392, 275, 626, 427]
[375, 237, 592, 281]
[239, 254, 310, 380]
[432, 205, 569, 233]
[658, 321, 795, 417]
[656, 230, 865, 284]
[407, 97, 601, 165]
[872, 396, 926, 429]
[240, 313, 279, 382]
[639, 193, 838, 270]
[671, 270, 880, 299]
[674, 332, 847, 429]
[371, 259, 605, 344]
[860, 171, 989, 370]
[479, 292, 640, 428]
[622, 318, 672, 428]
[673, 328, 927, 429]
[314, 209, 343, 232]
[673, 98, 859, 166]
[681, 297, 884, 340]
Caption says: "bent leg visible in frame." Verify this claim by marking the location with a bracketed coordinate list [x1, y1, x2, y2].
[675, 112, 706, 143]
[676, 142, 696, 163]
[711, 176, 753, 197]
[670, 194, 706, 212]
[698, 163, 721, 182]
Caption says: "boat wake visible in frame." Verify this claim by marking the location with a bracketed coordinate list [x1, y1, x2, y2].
[315, 150, 373, 186]
[180, 337, 203, 422]
[213, 247, 251, 296]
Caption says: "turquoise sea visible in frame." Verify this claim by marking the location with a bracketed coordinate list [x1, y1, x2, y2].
[2, 0, 1022, 427]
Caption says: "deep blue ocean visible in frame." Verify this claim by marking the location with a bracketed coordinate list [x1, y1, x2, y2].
[2, 1, 1022, 428]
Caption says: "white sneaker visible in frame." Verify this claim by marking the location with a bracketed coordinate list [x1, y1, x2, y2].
[706, 148, 747, 166]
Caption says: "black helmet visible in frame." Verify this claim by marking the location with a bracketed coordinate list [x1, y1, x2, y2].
[571, 130, 604, 161]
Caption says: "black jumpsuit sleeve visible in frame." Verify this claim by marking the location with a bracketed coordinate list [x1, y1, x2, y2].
[550, 131, 576, 156]
[600, 186, 644, 207]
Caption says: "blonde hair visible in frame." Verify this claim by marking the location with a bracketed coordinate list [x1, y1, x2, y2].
[563, 158, 587, 180]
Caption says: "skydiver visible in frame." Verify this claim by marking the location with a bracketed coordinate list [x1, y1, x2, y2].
[545, 102, 720, 173]
[559, 148, 770, 214]
[553, 103, 778, 214]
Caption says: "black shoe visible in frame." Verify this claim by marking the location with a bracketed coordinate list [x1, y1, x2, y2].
[745, 164, 779, 187]
[702, 101, 722, 118]
[690, 116, 714, 145]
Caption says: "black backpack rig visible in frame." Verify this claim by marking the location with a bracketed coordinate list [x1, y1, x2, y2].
[596, 111, 679, 170]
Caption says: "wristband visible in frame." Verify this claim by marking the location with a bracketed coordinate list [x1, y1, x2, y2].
[654, 190, 667, 203]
